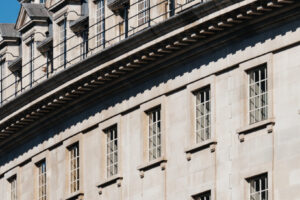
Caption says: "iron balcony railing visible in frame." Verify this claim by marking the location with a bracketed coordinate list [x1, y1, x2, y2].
[0, 0, 206, 106]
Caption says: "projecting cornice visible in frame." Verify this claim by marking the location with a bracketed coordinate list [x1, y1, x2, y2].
[0, 0, 299, 152]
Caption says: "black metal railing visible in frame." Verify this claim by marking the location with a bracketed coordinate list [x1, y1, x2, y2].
[0, 0, 206, 106]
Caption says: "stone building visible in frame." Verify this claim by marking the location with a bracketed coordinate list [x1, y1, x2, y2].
[0, 0, 299, 199]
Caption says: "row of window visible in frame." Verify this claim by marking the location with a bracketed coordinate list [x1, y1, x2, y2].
[1, 63, 270, 199]
[5, 161, 268, 200]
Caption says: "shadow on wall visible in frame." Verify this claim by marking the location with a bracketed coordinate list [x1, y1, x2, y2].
[1, 15, 300, 168]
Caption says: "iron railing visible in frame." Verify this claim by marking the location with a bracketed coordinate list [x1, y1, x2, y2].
[0, 0, 206, 106]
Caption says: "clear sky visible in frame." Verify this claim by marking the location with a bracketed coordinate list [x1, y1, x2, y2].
[0, 1, 21, 24]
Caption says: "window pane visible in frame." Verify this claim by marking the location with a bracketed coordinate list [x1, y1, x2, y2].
[148, 108, 161, 161]
[106, 125, 118, 177]
[195, 87, 211, 143]
[248, 65, 268, 124]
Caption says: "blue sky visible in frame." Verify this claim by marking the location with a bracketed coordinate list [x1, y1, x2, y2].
[0, 1, 20, 23]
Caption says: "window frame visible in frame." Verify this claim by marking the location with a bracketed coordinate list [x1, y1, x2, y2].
[246, 173, 269, 200]
[58, 19, 67, 68]
[36, 160, 47, 200]
[32, 150, 50, 200]
[139, 96, 167, 171]
[104, 124, 119, 178]
[185, 75, 216, 155]
[68, 143, 80, 194]
[28, 39, 35, 87]
[8, 175, 17, 200]
[146, 106, 162, 161]
[0, 59, 4, 105]
[137, 0, 150, 26]
[63, 133, 84, 199]
[98, 115, 122, 181]
[96, 0, 105, 48]
[239, 53, 273, 127]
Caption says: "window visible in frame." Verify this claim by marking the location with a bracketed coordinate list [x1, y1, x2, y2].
[248, 174, 268, 200]
[105, 125, 118, 177]
[37, 160, 47, 200]
[81, 29, 89, 59]
[68, 143, 80, 193]
[248, 65, 268, 124]
[193, 191, 211, 200]
[148, 107, 161, 161]
[40, 0, 45, 3]
[96, 0, 105, 47]
[29, 40, 34, 87]
[59, 19, 67, 68]
[138, 0, 149, 26]
[195, 86, 211, 143]
[9, 176, 17, 200]
[46, 50, 53, 77]
[14, 70, 22, 96]
[0, 60, 4, 104]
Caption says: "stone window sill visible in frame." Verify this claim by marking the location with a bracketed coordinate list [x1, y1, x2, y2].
[184, 139, 217, 161]
[237, 118, 275, 142]
[137, 157, 167, 178]
[65, 191, 84, 200]
[96, 174, 123, 194]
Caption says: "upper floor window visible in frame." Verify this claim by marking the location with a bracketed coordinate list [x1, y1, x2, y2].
[68, 143, 80, 193]
[248, 65, 268, 124]
[29, 40, 34, 87]
[59, 19, 67, 68]
[46, 50, 53, 77]
[81, 29, 89, 60]
[0, 61, 4, 104]
[37, 160, 47, 200]
[40, 0, 45, 3]
[147, 107, 161, 161]
[14, 70, 22, 96]
[248, 174, 268, 200]
[138, 0, 149, 26]
[192, 191, 211, 200]
[105, 125, 118, 177]
[9, 176, 17, 200]
[96, 0, 105, 47]
[195, 86, 211, 143]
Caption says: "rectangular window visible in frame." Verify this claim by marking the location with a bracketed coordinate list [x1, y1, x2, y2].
[248, 65, 268, 124]
[29, 40, 34, 87]
[37, 161, 47, 200]
[138, 0, 149, 26]
[148, 107, 161, 161]
[195, 86, 211, 143]
[14, 70, 22, 96]
[9, 176, 17, 200]
[59, 19, 67, 68]
[105, 125, 118, 177]
[40, 0, 45, 3]
[46, 50, 53, 77]
[0, 61, 4, 104]
[248, 174, 268, 200]
[193, 191, 211, 200]
[81, 29, 89, 60]
[96, 0, 105, 47]
[69, 143, 79, 193]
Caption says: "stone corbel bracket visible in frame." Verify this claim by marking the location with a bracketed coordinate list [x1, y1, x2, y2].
[237, 119, 275, 142]
[96, 174, 123, 195]
[137, 157, 167, 179]
[184, 140, 218, 161]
